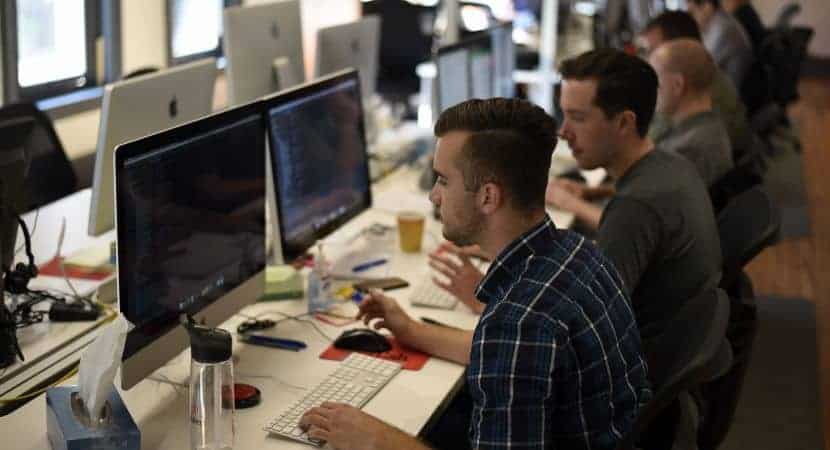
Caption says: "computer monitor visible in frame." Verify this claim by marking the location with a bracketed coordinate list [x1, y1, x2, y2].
[114, 101, 266, 390]
[223, 0, 305, 107]
[314, 16, 381, 101]
[264, 69, 371, 264]
[435, 42, 471, 114]
[491, 21, 515, 98]
[88, 58, 217, 237]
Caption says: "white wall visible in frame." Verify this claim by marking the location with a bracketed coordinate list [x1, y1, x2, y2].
[754, 0, 830, 58]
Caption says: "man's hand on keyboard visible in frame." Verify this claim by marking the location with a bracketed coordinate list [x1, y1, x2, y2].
[300, 402, 429, 450]
[357, 290, 417, 342]
[429, 245, 485, 314]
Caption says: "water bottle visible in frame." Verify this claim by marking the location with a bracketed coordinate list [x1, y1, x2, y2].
[307, 243, 333, 314]
[185, 319, 234, 450]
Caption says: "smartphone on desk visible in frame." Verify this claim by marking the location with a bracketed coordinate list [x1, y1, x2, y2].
[354, 277, 409, 292]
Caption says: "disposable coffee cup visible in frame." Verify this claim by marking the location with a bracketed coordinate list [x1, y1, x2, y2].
[397, 211, 425, 253]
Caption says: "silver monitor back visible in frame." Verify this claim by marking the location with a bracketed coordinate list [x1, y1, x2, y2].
[314, 16, 381, 100]
[223, 0, 305, 107]
[87, 58, 217, 236]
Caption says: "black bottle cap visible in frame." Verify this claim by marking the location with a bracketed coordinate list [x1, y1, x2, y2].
[184, 318, 232, 364]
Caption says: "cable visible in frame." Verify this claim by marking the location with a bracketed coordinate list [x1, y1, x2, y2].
[14, 209, 39, 256]
[0, 365, 79, 404]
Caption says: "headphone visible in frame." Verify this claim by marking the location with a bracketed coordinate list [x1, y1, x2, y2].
[4, 217, 37, 295]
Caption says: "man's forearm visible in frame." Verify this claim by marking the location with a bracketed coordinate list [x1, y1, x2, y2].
[375, 425, 435, 450]
[569, 198, 604, 230]
[399, 321, 474, 366]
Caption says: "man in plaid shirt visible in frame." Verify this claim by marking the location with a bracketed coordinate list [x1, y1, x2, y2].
[301, 98, 650, 450]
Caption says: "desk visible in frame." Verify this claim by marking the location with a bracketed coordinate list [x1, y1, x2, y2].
[0, 164, 478, 449]
[1, 150, 596, 448]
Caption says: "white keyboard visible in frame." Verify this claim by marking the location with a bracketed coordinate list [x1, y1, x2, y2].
[264, 353, 403, 446]
[409, 277, 459, 309]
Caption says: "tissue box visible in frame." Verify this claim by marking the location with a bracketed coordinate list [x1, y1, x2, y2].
[46, 386, 140, 450]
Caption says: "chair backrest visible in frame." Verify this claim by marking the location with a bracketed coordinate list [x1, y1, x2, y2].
[774, 3, 801, 29]
[709, 137, 766, 213]
[717, 187, 780, 290]
[616, 288, 731, 450]
[760, 27, 813, 107]
[0, 103, 77, 211]
[362, 0, 435, 90]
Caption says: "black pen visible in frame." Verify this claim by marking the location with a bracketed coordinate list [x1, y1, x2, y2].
[421, 316, 459, 329]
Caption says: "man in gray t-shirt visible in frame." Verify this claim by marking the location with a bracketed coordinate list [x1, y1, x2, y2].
[549, 49, 722, 342]
[649, 39, 734, 187]
[688, 0, 754, 88]
[597, 149, 721, 340]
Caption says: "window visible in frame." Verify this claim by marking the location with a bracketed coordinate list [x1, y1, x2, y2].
[166, 0, 241, 66]
[1, 0, 121, 104]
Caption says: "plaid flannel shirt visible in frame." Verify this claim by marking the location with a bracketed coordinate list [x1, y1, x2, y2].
[468, 216, 650, 450]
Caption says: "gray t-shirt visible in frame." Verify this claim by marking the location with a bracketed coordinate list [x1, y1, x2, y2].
[657, 110, 734, 187]
[702, 9, 754, 88]
[597, 150, 722, 342]
[650, 70, 753, 161]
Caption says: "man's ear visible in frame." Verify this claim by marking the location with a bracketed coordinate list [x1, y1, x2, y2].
[478, 182, 503, 215]
[617, 110, 639, 136]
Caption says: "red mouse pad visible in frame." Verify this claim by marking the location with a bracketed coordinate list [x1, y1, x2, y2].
[319, 337, 430, 371]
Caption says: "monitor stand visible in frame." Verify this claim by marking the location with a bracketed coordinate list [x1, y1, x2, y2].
[272, 58, 298, 93]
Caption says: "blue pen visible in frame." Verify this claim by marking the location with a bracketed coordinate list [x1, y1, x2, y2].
[352, 258, 388, 273]
[241, 334, 307, 351]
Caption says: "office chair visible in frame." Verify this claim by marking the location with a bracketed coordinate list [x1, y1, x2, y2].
[773, 3, 801, 30]
[716, 186, 781, 292]
[0, 103, 77, 212]
[122, 67, 160, 80]
[708, 138, 766, 213]
[616, 288, 731, 450]
[362, 0, 436, 99]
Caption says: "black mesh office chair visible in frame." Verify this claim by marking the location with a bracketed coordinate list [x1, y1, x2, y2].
[616, 288, 731, 450]
[122, 66, 160, 80]
[709, 138, 766, 213]
[717, 187, 781, 292]
[694, 187, 781, 450]
[0, 103, 77, 211]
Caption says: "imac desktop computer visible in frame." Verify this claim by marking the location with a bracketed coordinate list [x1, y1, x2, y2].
[88, 58, 218, 236]
[435, 23, 515, 114]
[223, 0, 305, 107]
[114, 101, 266, 389]
[263, 69, 372, 264]
[314, 16, 381, 102]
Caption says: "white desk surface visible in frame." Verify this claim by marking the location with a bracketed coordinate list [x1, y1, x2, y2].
[0, 144, 597, 449]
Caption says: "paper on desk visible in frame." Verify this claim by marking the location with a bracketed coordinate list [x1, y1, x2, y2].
[372, 188, 433, 214]
[78, 315, 131, 421]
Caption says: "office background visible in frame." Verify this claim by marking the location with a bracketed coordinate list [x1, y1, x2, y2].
[1, 0, 829, 448]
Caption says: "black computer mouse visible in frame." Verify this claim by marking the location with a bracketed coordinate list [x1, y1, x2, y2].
[333, 328, 392, 353]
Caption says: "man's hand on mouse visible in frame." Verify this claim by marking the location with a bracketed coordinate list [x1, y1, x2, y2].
[356, 289, 417, 344]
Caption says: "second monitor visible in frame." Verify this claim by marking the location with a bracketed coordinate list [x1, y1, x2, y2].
[88, 59, 217, 236]
[265, 69, 372, 263]
[314, 16, 381, 101]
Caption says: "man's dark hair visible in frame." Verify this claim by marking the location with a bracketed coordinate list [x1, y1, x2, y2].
[559, 49, 658, 137]
[645, 11, 702, 42]
[434, 98, 557, 213]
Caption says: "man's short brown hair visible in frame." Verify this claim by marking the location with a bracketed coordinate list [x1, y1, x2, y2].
[434, 98, 558, 213]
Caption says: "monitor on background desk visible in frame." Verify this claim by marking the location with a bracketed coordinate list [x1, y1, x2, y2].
[264, 69, 372, 264]
[88, 58, 217, 237]
[314, 16, 381, 102]
[114, 101, 266, 389]
[435, 22, 516, 115]
[223, 0, 305, 107]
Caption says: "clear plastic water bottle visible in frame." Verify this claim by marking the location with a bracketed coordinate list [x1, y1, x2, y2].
[185, 319, 234, 450]
[307, 243, 333, 314]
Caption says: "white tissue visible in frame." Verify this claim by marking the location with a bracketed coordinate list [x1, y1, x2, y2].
[78, 314, 131, 421]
